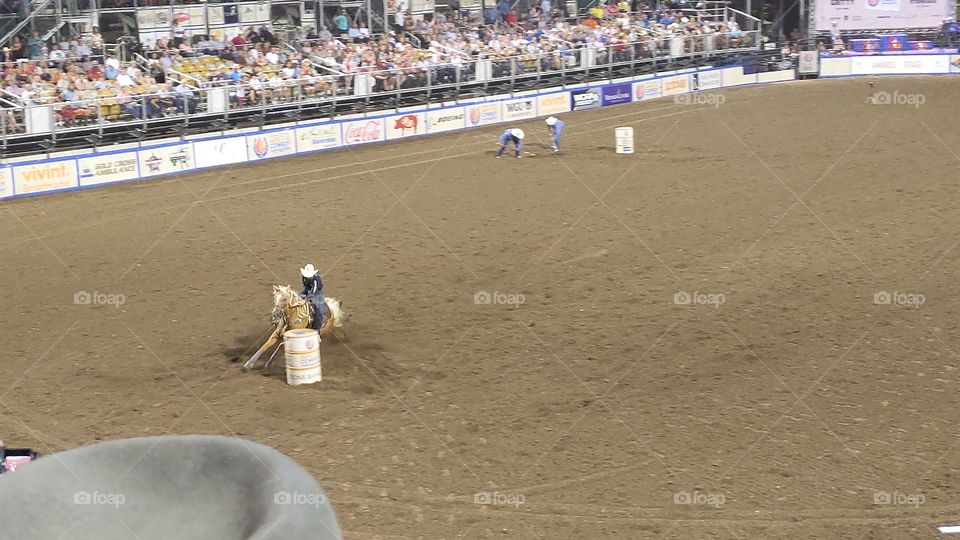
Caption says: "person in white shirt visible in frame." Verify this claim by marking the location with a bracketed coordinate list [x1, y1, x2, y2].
[75, 42, 92, 57]
[105, 55, 120, 70]
[265, 47, 279, 64]
[347, 23, 361, 40]
[48, 45, 66, 63]
[116, 73, 135, 87]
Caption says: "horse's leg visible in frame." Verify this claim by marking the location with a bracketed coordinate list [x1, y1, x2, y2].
[264, 342, 284, 371]
[243, 326, 281, 371]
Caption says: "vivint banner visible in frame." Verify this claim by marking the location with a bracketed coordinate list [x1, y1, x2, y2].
[13, 160, 78, 195]
[814, 0, 950, 30]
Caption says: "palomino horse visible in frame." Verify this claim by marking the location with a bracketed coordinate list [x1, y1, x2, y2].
[243, 285, 346, 371]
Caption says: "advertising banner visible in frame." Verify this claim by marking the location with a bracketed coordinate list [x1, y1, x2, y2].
[571, 87, 602, 110]
[239, 3, 270, 23]
[296, 123, 342, 152]
[601, 83, 632, 106]
[386, 112, 426, 139]
[427, 107, 466, 133]
[0, 167, 12, 198]
[13, 160, 78, 195]
[661, 75, 691, 96]
[465, 103, 501, 126]
[410, 0, 437, 13]
[342, 118, 386, 146]
[247, 130, 297, 160]
[194, 137, 248, 168]
[813, 0, 950, 30]
[207, 5, 225, 25]
[950, 55, 960, 72]
[139, 144, 194, 178]
[537, 92, 571, 116]
[850, 54, 949, 74]
[501, 98, 537, 121]
[797, 51, 820, 75]
[633, 79, 662, 101]
[78, 151, 139, 186]
[136, 8, 171, 30]
[694, 70, 724, 90]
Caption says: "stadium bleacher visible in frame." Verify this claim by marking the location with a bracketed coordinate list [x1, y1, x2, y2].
[0, 4, 762, 155]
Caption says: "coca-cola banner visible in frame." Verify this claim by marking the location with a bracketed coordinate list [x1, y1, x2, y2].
[426, 107, 465, 134]
[342, 119, 386, 146]
[386, 112, 426, 140]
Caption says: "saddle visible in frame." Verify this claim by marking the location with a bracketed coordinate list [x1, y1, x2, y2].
[298, 295, 331, 333]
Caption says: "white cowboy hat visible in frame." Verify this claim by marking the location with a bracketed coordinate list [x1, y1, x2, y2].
[545, 116, 557, 126]
[300, 264, 318, 278]
[511, 128, 525, 139]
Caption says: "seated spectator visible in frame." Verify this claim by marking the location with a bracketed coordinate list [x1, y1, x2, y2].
[117, 87, 140, 118]
[48, 44, 66, 65]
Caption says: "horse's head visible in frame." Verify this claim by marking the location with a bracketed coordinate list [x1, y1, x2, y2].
[270, 285, 308, 325]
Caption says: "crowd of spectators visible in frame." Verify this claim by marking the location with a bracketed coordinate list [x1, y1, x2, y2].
[0, 3, 753, 131]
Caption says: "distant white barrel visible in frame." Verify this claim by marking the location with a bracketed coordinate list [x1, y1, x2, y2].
[615, 127, 634, 154]
[283, 329, 321, 385]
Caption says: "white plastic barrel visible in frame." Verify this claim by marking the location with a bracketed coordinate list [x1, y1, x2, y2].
[283, 329, 321, 385]
[615, 127, 634, 154]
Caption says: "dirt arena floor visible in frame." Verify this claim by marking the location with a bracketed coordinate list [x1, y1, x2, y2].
[4, 76, 960, 539]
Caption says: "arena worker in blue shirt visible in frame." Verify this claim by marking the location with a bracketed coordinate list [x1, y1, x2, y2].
[496, 128, 525, 158]
[545, 117, 564, 153]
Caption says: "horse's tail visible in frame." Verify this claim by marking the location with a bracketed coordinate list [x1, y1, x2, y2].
[326, 298, 345, 328]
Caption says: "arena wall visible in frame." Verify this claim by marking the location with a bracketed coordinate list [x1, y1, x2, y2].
[819, 54, 960, 77]
[0, 65, 801, 201]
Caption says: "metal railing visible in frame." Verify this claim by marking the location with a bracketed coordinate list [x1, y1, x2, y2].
[0, 30, 760, 150]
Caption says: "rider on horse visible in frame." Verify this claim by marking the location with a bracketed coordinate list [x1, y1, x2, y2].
[300, 263, 324, 331]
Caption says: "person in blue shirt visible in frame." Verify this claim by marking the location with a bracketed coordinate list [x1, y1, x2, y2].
[497, 0, 511, 21]
[496, 128, 524, 158]
[545, 116, 564, 153]
[333, 10, 349, 36]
